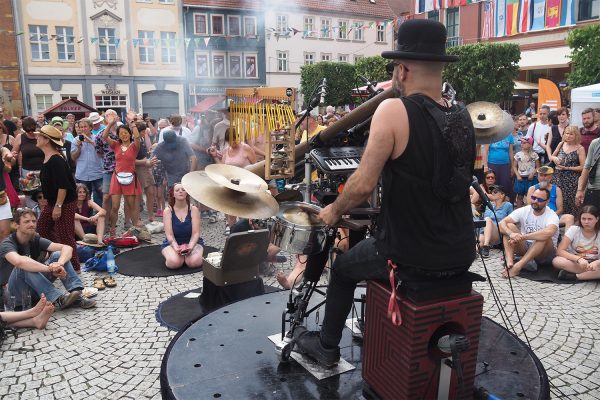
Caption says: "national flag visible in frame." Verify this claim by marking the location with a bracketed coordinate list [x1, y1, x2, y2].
[545, 0, 561, 27]
[518, 0, 531, 32]
[482, 1, 495, 39]
[560, 0, 575, 25]
[496, 0, 507, 37]
[530, 0, 546, 30]
[506, 0, 520, 35]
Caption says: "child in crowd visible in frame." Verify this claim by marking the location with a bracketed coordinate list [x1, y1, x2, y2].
[513, 137, 540, 208]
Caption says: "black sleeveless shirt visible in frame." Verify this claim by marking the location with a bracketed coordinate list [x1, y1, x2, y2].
[374, 95, 476, 272]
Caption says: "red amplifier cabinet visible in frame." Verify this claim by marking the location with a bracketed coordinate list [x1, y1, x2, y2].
[362, 280, 484, 400]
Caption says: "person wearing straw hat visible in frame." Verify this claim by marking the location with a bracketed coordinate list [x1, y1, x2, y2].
[294, 19, 476, 367]
[34, 125, 80, 272]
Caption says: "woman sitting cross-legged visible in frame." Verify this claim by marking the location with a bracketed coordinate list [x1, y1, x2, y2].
[552, 205, 600, 281]
[161, 183, 204, 269]
[74, 183, 106, 240]
[1, 294, 55, 330]
[478, 184, 514, 258]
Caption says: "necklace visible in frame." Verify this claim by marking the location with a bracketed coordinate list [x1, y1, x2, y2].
[121, 144, 130, 153]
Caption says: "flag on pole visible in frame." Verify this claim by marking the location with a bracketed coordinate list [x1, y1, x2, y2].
[496, 0, 507, 37]
[518, 0, 531, 32]
[530, 0, 546, 30]
[559, 0, 575, 25]
[482, 1, 495, 39]
[545, 0, 561, 27]
[506, 0, 520, 35]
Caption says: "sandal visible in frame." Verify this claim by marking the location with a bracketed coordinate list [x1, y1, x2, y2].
[93, 278, 106, 290]
[103, 276, 117, 288]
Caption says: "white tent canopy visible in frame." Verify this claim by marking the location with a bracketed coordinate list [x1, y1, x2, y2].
[571, 83, 600, 127]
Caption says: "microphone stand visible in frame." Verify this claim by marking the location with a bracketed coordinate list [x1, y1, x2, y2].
[295, 79, 326, 144]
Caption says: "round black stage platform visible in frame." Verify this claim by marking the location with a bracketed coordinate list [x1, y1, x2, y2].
[161, 291, 549, 399]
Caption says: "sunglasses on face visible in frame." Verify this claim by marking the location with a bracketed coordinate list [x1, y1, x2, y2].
[486, 176, 496, 180]
[385, 61, 409, 75]
[530, 195, 548, 203]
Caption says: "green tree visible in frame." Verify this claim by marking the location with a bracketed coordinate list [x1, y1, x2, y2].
[442, 43, 521, 104]
[354, 56, 391, 84]
[566, 24, 600, 88]
[300, 62, 356, 107]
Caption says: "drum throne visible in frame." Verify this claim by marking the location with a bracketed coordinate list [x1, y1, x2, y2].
[362, 272, 485, 400]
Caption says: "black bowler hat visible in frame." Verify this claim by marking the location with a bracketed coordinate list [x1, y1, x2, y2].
[381, 20, 459, 62]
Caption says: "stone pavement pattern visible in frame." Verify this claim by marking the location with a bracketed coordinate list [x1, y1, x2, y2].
[0, 213, 599, 399]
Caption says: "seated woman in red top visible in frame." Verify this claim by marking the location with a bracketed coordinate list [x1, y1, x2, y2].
[74, 183, 106, 240]
[102, 117, 142, 236]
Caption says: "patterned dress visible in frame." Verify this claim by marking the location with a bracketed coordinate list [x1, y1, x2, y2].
[554, 146, 581, 216]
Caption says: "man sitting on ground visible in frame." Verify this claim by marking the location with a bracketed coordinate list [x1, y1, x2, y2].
[499, 188, 559, 278]
[0, 208, 96, 310]
[526, 165, 574, 229]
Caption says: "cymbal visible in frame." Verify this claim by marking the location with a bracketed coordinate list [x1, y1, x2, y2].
[466, 101, 514, 144]
[182, 171, 279, 219]
[205, 164, 268, 193]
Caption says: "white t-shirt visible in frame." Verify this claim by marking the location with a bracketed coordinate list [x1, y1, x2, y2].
[514, 150, 539, 177]
[508, 205, 560, 246]
[525, 122, 551, 154]
[212, 118, 230, 149]
[564, 225, 600, 260]
[158, 125, 193, 144]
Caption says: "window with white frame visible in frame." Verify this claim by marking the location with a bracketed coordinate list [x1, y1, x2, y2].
[245, 54, 257, 78]
[56, 26, 75, 61]
[161, 31, 176, 63]
[29, 25, 50, 61]
[35, 94, 53, 112]
[304, 52, 315, 65]
[277, 51, 288, 72]
[338, 54, 349, 63]
[229, 54, 242, 77]
[138, 31, 154, 63]
[195, 53, 209, 77]
[303, 16, 315, 38]
[338, 20, 348, 39]
[98, 28, 117, 61]
[61, 94, 78, 100]
[353, 22, 364, 41]
[158, 0, 175, 3]
[320, 18, 332, 39]
[276, 15, 288, 34]
[94, 95, 127, 108]
[212, 15, 224, 35]
[244, 16, 257, 37]
[194, 14, 208, 35]
[213, 54, 226, 78]
[228, 15, 241, 36]
[354, 54, 364, 63]
[376, 24, 386, 42]
[321, 53, 331, 61]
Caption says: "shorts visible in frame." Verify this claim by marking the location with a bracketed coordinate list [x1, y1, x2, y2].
[135, 165, 155, 189]
[102, 172, 113, 194]
[0, 200, 11, 220]
[523, 240, 556, 264]
[514, 177, 538, 195]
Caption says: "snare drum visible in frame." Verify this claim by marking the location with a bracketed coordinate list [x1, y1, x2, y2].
[269, 201, 327, 255]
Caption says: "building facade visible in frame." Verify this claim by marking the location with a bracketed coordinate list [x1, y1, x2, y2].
[15, 0, 186, 119]
[0, 1, 24, 118]
[183, 0, 265, 109]
[264, 0, 396, 93]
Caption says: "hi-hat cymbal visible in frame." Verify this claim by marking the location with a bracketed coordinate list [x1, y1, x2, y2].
[205, 164, 268, 193]
[466, 101, 514, 144]
[182, 171, 278, 219]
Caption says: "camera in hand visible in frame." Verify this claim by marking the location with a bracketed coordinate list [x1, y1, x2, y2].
[79, 135, 85, 142]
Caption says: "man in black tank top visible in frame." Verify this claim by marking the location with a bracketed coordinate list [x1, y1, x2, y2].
[294, 20, 476, 367]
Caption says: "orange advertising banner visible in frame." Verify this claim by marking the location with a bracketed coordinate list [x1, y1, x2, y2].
[537, 78, 561, 112]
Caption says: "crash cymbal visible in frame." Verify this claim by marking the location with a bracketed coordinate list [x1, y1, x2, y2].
[182, 171, 278, 219]
[205, 164, 268, 193]
[466, 101, 514, 144]
[274, 190, 303, 203]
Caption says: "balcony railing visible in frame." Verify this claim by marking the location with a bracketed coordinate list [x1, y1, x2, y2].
[446, 36, 463, 48]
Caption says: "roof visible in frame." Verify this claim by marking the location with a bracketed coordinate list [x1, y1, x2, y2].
[42, 98, 97, 115]
[184, 0, 395, 19]
[183, 0, 262, 10]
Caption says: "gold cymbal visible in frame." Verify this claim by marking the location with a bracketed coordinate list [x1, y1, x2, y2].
[205, 164, 268, 193]
[182, 171, 279, 219]
[466, 101, 514, 144]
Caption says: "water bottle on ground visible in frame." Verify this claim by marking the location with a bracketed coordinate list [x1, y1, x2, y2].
[106, 245, 116, 277]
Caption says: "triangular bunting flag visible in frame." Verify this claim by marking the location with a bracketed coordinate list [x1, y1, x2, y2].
[203, 37, 210, 46]
[91, 37, 98, 44]
[184, 38, 191, 47]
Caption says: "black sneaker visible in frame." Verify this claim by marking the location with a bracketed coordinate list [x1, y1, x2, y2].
[73, 295, 97, 309]
[53, 290, 81, 310]
[557, 270, 577, 281]
[480, 246, 490, 258]
[293, 326, 340, 367]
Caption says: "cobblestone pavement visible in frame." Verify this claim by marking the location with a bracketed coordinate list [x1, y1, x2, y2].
[0, 211, 599, 399]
